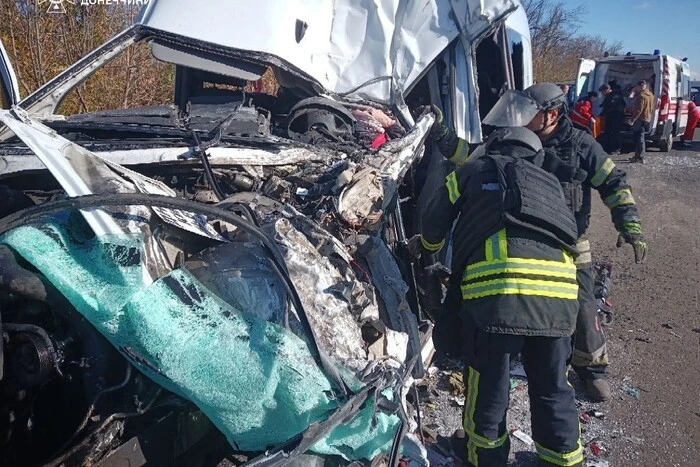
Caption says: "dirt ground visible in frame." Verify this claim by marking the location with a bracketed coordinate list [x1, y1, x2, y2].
[419, 142, 700, 467]
[585, 143, 700, 467]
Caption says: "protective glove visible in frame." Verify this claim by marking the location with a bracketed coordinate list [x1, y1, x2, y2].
[413, 104, 450, 140]
[616, 228, 647, 264]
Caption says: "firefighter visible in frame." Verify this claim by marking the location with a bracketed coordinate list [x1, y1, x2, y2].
[410, 125, 584, 466]
[486, 83, 647, 401]
[418, 83, 647, 402]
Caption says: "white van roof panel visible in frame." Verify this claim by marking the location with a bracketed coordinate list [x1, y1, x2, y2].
[136, 0, 518, 104]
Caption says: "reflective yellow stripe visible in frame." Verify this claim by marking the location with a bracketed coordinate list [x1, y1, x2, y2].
[463, 367, 478, 433]
[604, 188, 635, 209]
[461, 278, 578, 300]
[465, 429, 508, 449]
[591, 158, 615, 187]
[623, 222, 642, 234]
[472, 229, 577, 299]
[445, 171, 461, 204]
[563, 250, 574, 264]
[464, 260, 576, 281]
[468, 439, 478, 466]
[535, 441, 584, 467]
[463, 367, 479, 465]
[484, 229, 507, 261]
[449, 138, 471, 166]
[420, 235, 445, 252]
[461, 366, 507, 466]
[498, 229, 508, 259]
[468, 256, 575, 271]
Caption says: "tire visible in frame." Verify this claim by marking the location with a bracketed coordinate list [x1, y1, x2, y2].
[659, 133, 673, 152]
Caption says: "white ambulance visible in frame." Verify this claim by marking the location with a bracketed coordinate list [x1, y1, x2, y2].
[576, 52, 692, 152]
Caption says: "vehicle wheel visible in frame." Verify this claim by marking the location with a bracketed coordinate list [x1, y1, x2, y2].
[659, 134, 673, 152]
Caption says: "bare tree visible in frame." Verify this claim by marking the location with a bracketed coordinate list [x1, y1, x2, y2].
[0, 1, 173, 114]
[523, 0, 624, 82]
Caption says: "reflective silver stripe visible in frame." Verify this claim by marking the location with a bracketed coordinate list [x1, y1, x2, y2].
[575, 239, 591, 265]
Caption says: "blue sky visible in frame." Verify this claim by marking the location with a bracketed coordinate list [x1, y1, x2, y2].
[565, 0, 700, 78]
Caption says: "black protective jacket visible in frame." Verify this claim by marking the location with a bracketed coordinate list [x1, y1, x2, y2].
[542, 118, 641, 239]
[419, 147, 579, 337]
[601, 90, 626, 125]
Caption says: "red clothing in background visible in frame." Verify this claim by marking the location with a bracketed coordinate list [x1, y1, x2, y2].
[683, 100, 700, 141]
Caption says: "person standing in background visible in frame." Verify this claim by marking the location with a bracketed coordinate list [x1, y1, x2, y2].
[599, 84, 626, 155]
[681, 99, 700, 147]
[628, 80, 655, 163]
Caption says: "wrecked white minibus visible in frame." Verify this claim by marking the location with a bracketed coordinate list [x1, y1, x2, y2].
[0, 1, 532, 465]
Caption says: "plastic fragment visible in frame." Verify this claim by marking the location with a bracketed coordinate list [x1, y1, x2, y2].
[509, 378, 518, 390]
[587, 409, 605, 419]
[589, 442, 603, 457]
[509, 429, 534, 446]
[449, 395, 465, 407]
[587, 460, 610, 467]
[371, 133, 389, 148]
[622, 384, 641, 398]
[579, 411, 591, 424]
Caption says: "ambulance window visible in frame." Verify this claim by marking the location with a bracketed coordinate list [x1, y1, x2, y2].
[506, 27, 525, 90]
[681, 74, 690, 100]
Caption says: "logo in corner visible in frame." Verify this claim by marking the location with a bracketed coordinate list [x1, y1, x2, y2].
[37, 0, 77, 14]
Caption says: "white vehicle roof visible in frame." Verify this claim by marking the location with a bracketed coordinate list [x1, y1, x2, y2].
[136, 0, 519, 105]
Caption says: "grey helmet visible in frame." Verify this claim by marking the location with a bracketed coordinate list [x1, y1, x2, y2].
[523, 83, 569, 114]
[485, 126, 543, 154]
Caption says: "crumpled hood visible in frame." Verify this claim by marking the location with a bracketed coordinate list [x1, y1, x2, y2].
[137, 0, 518, 105]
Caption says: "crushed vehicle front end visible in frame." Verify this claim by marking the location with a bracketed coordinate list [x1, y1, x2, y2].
[0, 1, 524, 465]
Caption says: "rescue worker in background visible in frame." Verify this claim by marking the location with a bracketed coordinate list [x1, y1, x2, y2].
[420, 83, 647, 402]
[570, 92, 598, 134]
[599, 83, 626, 155]
[681, 98, 700, 147]
[628, 80, 655, 164]
[410, 124, 585, 467]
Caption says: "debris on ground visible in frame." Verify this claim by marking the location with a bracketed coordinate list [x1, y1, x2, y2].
[448, 371, 465, 395]
[621, 384, 641, 398]
[589, 441, 604, 457]
[580, 412, 592, 424]
[510, 429, 534, 446]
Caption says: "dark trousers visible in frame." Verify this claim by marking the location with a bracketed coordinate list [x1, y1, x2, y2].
[572, 265, 607, 380]
[634, 120, 649, 157]
[604, 115, 623, 152]
[460, 313, 583, 467]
